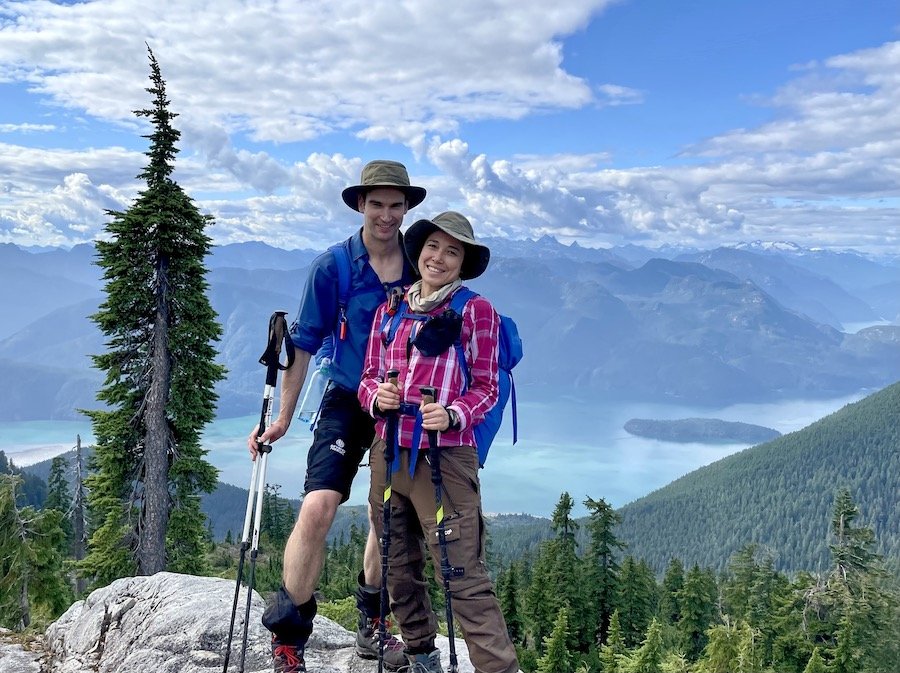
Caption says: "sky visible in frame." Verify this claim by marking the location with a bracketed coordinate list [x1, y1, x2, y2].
[1, 0, 899, 253]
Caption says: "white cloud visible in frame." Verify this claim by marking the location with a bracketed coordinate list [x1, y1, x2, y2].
[0, 122, 55, 133]
[0, 0, 614, 143]
[0, 172, 129, 246]
[0, 1, 898, 254]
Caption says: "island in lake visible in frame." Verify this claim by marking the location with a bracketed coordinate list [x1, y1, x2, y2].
[623, 417, 782, 444]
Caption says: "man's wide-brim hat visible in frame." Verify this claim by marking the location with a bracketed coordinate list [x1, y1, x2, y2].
[342, 160, 426, 212]
[404, 211, 491, 281]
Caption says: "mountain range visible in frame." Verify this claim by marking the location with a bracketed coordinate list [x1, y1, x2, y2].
[1, 237, 899, 421]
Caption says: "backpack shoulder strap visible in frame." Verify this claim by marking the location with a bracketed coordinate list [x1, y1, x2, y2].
[329, 240, 352, 312]
[379, 299, 413, 345]
[327, 239, 353, 364]
[449, 288, 479, 390]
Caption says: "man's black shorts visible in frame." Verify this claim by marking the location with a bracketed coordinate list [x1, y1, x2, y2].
[304, 385, 375, 502]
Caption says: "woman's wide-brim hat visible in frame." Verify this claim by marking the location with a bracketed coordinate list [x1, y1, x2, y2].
[404, 211, 491, 280]
[341, 160, 427, 212]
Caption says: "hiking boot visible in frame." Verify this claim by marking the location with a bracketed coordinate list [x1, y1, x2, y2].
[355, 616, 407, 670]
[406, 649, 444, 673]
[272, 634, 305, 673]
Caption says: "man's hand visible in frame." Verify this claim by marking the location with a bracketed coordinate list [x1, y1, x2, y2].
[247, 417, 289, 459]
[245, 348, 312, 460]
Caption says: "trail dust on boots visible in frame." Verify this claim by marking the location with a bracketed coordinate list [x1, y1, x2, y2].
[355, 573, 407, 670]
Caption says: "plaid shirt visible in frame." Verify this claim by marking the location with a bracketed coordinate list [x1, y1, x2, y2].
[358, 288, 500, 451]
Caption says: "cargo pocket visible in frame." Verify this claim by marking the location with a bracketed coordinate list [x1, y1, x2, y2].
[424, 507, 479, 588]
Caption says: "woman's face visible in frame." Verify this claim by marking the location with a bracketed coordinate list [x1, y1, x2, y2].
[417, 229, 465, 294]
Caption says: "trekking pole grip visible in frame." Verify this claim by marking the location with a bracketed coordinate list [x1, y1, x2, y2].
[420, 386, 436, 406]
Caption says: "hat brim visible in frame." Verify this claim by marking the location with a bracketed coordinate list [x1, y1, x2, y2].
[341, 185, 427, 212]
[404, 219, 490, 281]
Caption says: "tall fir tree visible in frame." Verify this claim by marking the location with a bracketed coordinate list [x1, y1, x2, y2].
[819, 488, 896, 672]
[45, 454, 73, 545]
[499, 560, 526, 645]
[617, 556, 658, 649]
[525, 493, 583, 651]
[584, 496, 624, 647]
[676, 563, 717, 661]
[83, 46, 224, 584]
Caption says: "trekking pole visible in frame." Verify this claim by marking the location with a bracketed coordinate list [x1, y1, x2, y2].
[378, 369, 400, 673]
[223, 310, 295, 673]
[420, 386, 459, 673]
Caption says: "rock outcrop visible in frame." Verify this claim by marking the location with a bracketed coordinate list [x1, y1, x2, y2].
[0, 628, 42, 673]
[0, 572, 475, 673]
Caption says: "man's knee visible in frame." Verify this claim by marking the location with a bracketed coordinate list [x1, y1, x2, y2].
[296, 490, 341, 541]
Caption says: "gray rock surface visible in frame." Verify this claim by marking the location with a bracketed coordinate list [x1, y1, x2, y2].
[0, 572, 476, 673]
[0, 628, 43, 673]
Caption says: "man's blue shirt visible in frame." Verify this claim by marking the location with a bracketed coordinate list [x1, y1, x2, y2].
[289, 228, 415, 392]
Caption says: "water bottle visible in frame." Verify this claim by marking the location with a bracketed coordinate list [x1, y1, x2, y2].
[298, 357, 332, 424]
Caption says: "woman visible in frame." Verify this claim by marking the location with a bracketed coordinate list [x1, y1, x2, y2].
[358, 212, 519, 673]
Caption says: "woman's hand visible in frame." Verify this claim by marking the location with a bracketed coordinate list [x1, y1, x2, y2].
[420, 402, 451, 432]
[375, 380, 401, 412]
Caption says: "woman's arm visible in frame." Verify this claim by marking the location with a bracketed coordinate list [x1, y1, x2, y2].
[358, 302, 389, 416]
[451, 295, 500, 429]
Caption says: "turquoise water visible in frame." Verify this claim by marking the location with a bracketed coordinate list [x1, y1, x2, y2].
[0, 392, 865, 517]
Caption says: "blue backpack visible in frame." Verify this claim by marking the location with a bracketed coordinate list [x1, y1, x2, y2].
[314, 240, 354, 367]
[297, 241, 357, 428]
[380, 287, 522, 467]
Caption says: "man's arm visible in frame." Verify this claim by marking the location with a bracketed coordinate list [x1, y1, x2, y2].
[247, 348, 312, 458]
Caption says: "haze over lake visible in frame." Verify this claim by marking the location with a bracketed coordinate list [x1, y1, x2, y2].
[0, 391, 867, 517]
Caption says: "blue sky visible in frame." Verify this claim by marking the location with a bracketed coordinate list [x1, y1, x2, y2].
[1, 0, 899, 252]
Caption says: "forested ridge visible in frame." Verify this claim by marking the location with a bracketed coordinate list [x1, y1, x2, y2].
[615, 381, 900, 575]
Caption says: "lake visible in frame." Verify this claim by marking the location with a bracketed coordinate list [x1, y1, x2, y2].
[0, 391, 868, 518]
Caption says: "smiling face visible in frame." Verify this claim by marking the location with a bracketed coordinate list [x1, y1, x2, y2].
[359, 187, 408, 247]
[417, 229, 465, 296]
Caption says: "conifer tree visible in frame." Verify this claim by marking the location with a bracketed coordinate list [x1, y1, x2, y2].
[819, 488, 894, 672]
[584, 496, 625, 646]
[525, 493, 583, 651]
[628, 617, 664, 673]
[676, 563, 717, 660]
[802, 647, 827, 673]
[83, 46, 224, 583]
[0, 474, 72, 628]
[660, 557, 684, 626]
[45, 454, 73, 545]
[538, 606, 571, 673]
[499, 561, 525, 644]
[599, 610, 626, 673]
[722, 543, 783, 663]
[698, 618, 761, 673]
[617, 556, 658, 648]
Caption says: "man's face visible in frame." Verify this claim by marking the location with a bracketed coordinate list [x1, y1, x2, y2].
[359, 187, 408, 243]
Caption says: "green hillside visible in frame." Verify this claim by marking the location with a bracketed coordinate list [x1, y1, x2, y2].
[20, 381, 899, 577]
[616, 380, 900, 574]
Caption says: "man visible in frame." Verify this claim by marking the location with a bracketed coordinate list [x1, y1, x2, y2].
[248, 160, 427, 673]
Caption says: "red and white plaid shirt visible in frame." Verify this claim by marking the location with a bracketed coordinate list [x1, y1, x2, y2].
[358, 288, 500, 451]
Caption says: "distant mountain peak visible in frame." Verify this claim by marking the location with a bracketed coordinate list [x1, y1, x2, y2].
[733, 240, 806, 254]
